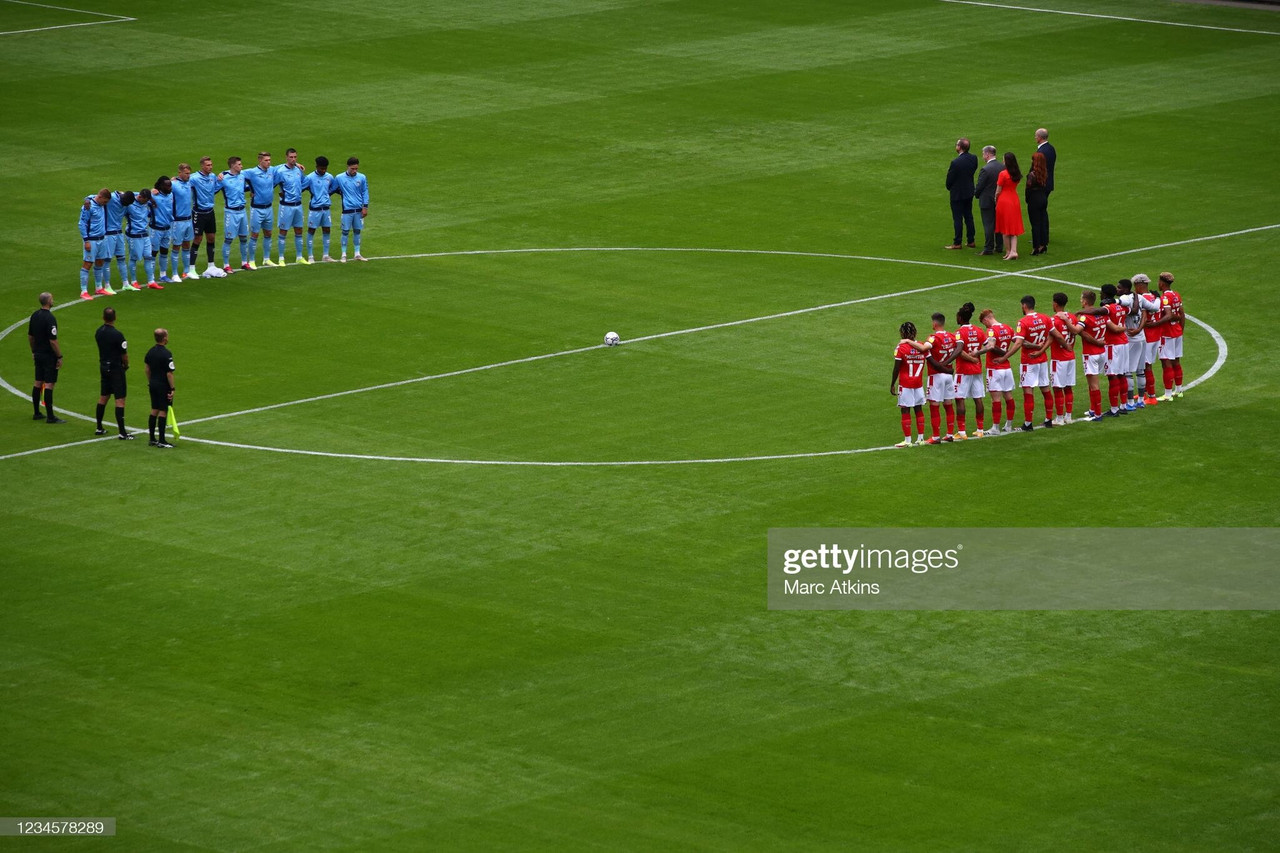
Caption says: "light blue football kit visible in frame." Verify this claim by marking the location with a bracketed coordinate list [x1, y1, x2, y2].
[331, 170, 369, 258]
[125, 199, 155, 284]
[150, 189, 175, 278]
[304, 170, 335, 259]
[79, 196, 109, 293]
[219, 170, 249, 267]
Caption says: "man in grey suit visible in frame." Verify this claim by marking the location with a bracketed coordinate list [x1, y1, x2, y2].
[944, 138, 978, 249]
[973, 145, 1004, 256]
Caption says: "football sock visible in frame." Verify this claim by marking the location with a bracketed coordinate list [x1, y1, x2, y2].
[944, 403, 955, 435]
[1173, 364, 1183, 386]
[248, 237, 257, 263]
[992, 400, 1002, 424]
[322, 232, 331, 255]
[1144, 367, 1155, 396]
[43, 388, 54, 419]
[1090, 388, 1102, 416]
[96, 265, 107, 288]
[1005, 398, 1015, 423]
[914, 410, 925, 436]
[115, 255, 128, 286]
[144, 256, 155, 282]
[1108, 377, 1121, 410]
[206, 241, 216, 263]
[900, 411, 912, 438]
[1064, 389, 1074, 414]
[80, 267, 89, 292]
[32, 386, 41, 415]
[158, 249, 168, 276]
[294, 234, 303, 259]
[239, 237, 248, 264]
[148, 414, 156, 441]
[190, 245, 199, 266]
[1023, 392, 1034, 423]
[1120, 376, 1129, 401]
[277, 234, 286, 261]
[353, 231, 362, 255]
[1053, 388, 1065, 416]
[976, 412, 985, 430]
[341, 230, 349, 254]
[1042, 389, 1053, 417]
[157, 416, 167, 443]
[115, 407, 126, 434]
[1163, 365, 1174, 392]
[222, 239, 232, 266]
[1136, 371, 1146, 397]
[957, 414, 967, 433]
[929, 404, 941, 438]
[95, 402, 105, 429]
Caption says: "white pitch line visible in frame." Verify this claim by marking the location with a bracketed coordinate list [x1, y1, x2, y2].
[937, 0, 1280, 36]
[0, 434, 131, 462]
[0, 0, 135, 36]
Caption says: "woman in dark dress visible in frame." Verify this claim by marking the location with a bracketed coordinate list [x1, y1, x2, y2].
[1025, 151, 1050, 256]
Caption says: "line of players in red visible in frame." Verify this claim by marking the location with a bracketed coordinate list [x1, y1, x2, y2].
[889, 272, 1186, 446]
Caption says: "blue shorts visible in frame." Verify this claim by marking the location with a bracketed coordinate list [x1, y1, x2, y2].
[82, 238, 109, 263]
[277, 205, 304, 230]
[107, 233, 126, 260]
[171, 218, 194, 243]
[341, 211, 364, 233]
[128, 235, 152, 263]
[151, 227, 171, 251]
[224, 209, 248, 238]
[250, 207, 273, 233]
[308, 209, 331, 229]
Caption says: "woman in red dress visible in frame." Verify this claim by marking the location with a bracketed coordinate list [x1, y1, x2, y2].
[994, 152, 1024, 261]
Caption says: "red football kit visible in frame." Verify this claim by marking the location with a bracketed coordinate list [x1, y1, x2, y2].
[1015, 312, 1051, 365]
[926, 329, 957, 376]
[1161, 290, 1184, 338]
[1078, 312, 1107, 355]
[1104, 302, 1129, 346]
[985, 323, 1014, 369]
[894, 341, 925, 389]
[1050, 314, 1075, 361]
[954, 324, 984, 375]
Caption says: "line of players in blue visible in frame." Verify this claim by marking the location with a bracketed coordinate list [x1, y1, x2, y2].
[77, 150, 371, 299]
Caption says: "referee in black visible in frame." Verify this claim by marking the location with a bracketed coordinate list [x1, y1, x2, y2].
[94, 307, 133, 439]
[144, 328, 176, 448]
[27, 292, 65, 424]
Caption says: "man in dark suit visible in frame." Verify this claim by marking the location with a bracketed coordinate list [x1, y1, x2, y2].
[1035, 128, 1057, 248]
[944, 138, 978, 249]
[973, 145, 1003, 256]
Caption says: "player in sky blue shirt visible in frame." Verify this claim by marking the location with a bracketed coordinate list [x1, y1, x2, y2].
[79, 188, 110, 298]
[219, 156, 251, 271]
[102, 190, 131, 288]
[273, 147, 307, 265]
[244, 151, 279, 268]
[124, 190, 158, 287]
[169, 163, 196, 279]
[150, 177, 177, 282]
[189, 156, 221, 270]
[331, 157, 370, 262]
[304, 156, 337, 262]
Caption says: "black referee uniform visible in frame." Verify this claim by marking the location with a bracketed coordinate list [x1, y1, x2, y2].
[144, 341, 175, 447]
[27, 303, 63, 423]
[95, 321, 131, 438]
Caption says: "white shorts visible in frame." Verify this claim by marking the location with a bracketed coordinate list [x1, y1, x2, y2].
[1083, 352, 1106, 376]
[927, 373, 956, 403]
[897, 387, 925, 408]
[1051, 359, 1076, 388]
[1142, 340, 1160, 367]
[955, 373, 985, 399]
[1104, 344, 1126, 376]
[987, 368, 1014, 393]
[1159, 337, 1183, 360]
[1019, 361, 1050, 388]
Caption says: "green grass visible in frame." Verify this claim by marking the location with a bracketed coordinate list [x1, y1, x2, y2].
[2, 0, 1279, 849]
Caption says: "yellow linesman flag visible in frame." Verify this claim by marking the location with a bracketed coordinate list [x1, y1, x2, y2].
[167, 405, 180, 438]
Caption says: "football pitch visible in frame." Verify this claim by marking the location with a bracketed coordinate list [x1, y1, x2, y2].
[1, 0, 1278, 849]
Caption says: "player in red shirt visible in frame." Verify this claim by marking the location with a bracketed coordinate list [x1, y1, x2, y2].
[952, 302, 987, 438]
[922, 313, 959, 444]
[1004, 295, 1054, 432]
[1074, 290, 1109, 421]
[1132, 273, 1163, 406]
[1046, 291, 1083, 425]
[1097, 283, 1132, 416]
[1155, 271, 1185, 400]
[978, 308, 1016, 435]
[890, 321, 927, 447]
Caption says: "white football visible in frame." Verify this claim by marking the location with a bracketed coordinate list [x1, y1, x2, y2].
[604, 331, 620, 346]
